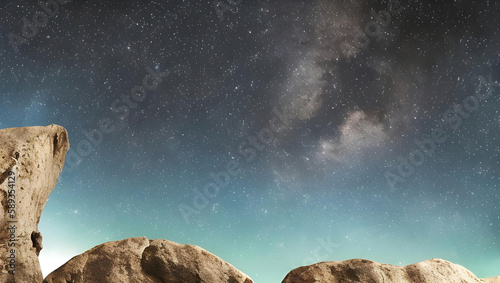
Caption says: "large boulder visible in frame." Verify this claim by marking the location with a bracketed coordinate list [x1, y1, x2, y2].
[282, 258, 494, 283]
[483, 277, 500, 283]
[44, 237, 253, 283]
[0, 125, 69, 283]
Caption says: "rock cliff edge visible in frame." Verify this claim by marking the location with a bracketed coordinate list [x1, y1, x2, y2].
[0, 125, 69, 282]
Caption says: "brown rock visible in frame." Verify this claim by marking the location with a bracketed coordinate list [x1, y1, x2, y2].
[44, 237, 253, 283]
[483, 277, 500, 283]
[0, 125, 69, 283]
[282, 258, 488, 283]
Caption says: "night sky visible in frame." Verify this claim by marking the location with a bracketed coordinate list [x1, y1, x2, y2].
[1, 0, 500, 282]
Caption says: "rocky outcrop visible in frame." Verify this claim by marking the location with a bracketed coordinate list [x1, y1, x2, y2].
[483, 277, 500, 283]
[3, 124, 496, 283]
[0, 125, 69, 283]
[282, 258, 494, 283]
[44, 237, 253, 283]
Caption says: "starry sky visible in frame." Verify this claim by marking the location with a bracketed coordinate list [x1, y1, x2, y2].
[1, 0, 500, 282]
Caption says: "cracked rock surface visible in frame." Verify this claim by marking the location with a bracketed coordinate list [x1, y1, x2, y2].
[0, 125, 69, 283]
[282, 258, 498, 283]
[43, 237, 253, 283]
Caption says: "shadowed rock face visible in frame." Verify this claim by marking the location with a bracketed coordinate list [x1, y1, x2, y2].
[43, 237, 253, 283]
[0, 125, 69, 283]
[282, 258, 496, 283]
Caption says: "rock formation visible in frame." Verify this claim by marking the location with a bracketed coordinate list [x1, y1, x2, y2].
[282, 258, 498, 283]
[0, 125, 69, 283]
[2, 124, 497, 283]
[43, 237, 253, 283]
[483, 277, 500, 283]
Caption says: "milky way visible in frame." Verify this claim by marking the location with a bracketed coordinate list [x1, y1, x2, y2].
[1, 0, 499, 281]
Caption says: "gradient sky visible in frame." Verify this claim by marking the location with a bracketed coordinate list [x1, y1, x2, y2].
[1, 0, 499, 282]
